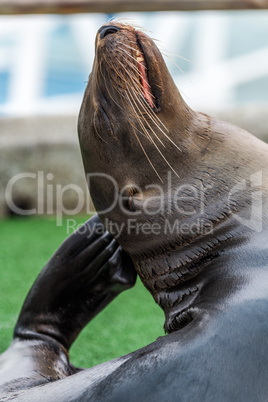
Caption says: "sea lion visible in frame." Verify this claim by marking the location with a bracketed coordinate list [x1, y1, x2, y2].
[1, 21, 268, 401]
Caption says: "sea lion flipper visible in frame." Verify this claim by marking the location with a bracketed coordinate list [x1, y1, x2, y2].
[0, 215, 136, 393]
[14, 214, 136, 350]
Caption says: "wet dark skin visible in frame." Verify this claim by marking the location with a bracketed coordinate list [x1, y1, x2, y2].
[0, 22, 268, 401]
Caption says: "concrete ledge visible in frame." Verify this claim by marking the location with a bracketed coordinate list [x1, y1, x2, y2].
[0, 115, 89, 218]
[0, 115, 78, 147]
[211, 105, 268, 143]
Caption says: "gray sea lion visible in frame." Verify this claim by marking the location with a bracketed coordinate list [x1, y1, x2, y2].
[0, 21, 268, 401]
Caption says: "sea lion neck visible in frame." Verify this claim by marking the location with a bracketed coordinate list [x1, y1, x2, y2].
[134, 221, 268, 334]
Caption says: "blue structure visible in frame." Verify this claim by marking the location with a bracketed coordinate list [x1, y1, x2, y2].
[0, 11, 268, 116]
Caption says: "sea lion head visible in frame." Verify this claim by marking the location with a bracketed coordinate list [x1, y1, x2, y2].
[80, 21, 192, 142]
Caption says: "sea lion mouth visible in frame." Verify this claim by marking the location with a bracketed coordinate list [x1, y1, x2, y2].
[135, 33, 156, 110]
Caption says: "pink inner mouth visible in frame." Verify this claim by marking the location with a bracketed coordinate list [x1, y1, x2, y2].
[136, 51, 154, 109]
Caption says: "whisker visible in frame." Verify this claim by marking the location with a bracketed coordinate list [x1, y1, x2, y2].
[127, 88, 164, 146]
[109, 69, 124, 107]
[158, 46, 193, 64]
[118, 47, 150, 75]
[124, 87, 151, 139]
[118, 41, 139, 54]
[125, 90, 163, 182]
[116, 58, 182, 153]
[112, 64, 137, 102]
[111, 18, 153, 34]
[160, 52, 192, 82]
[125, 87, 180, 178]
[133, 130, 164, 183]
[117, 49, 145, 82]
[116, 49, 173, 134]
[101, 56, 124, 108]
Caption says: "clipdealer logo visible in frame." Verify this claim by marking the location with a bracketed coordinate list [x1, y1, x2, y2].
[5, 171, 206, 225]
[228, 171, 263, 233]
[5, 170, 264, 233]
[66, 217, 214, 238]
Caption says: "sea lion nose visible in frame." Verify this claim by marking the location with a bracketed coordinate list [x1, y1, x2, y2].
[99, 25, 120, 40]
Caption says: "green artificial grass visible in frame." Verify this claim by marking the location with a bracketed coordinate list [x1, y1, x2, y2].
[0, 216, 164, 368]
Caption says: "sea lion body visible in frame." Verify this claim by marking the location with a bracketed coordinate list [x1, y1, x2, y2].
[79, 22, 268, 331]
[0, 22, 268, 401]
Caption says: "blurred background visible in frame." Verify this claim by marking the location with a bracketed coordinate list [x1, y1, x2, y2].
[0, 9, 268, 367]
[1, 11, 268, 115]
